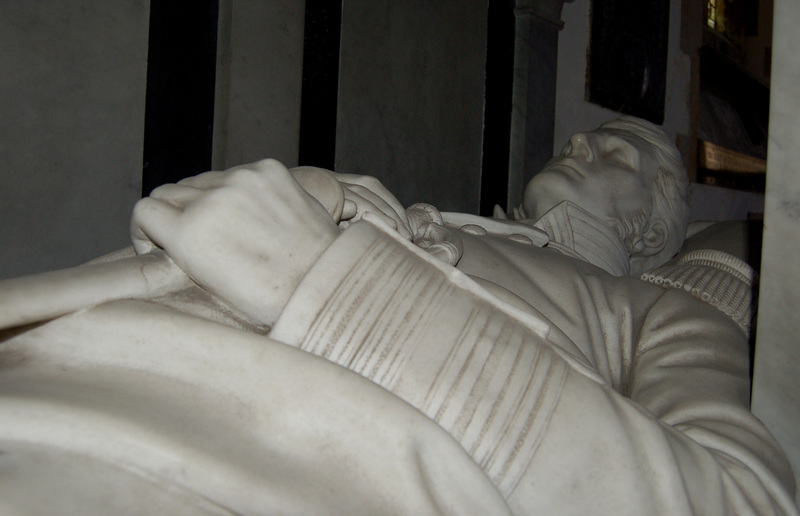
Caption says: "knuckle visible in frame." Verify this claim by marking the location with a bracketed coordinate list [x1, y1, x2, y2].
[176, 173, 204, 187]
[252, 158, 289, 175]
[346, 184, 369, 195]
[132, 197, 156, 217]
[361, 175, 383, 188]
[149, 183, 171, 198]
[227, 167, 259, 184]
[227, 159, 291, 188]
[149, 183, 184, 202]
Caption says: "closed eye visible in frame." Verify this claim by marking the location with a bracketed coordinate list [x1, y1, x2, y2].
[604, 149, 632, 166]
[601, 137, 639, 169]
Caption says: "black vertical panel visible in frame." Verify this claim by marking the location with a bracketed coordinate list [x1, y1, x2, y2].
[588, 0, 669, 124]
[298, 0, 342, 170]
[480, 0, 516, 216]
[142, 0, 220, 196]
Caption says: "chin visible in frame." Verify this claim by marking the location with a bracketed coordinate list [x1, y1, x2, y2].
[523, 195, 558, 220]
[524, 176, 576, 219]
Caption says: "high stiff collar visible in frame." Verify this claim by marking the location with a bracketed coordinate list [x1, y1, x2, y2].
[533, 202, 631, 276]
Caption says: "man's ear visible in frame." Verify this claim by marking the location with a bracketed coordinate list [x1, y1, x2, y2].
[630, 218, 668, 258]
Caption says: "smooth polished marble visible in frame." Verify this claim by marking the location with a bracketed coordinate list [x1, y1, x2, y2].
[1, 118, 796, 514]
[752, 0, 800, 506]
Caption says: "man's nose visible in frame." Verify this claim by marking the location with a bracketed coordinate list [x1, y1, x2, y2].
[565, 133, 594, 162]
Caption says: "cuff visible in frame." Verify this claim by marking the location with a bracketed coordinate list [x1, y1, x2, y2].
[271, 220, 598, 496]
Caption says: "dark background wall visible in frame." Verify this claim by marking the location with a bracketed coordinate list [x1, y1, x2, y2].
[0, 1, 149, 279]
[2, 0, 707, 279]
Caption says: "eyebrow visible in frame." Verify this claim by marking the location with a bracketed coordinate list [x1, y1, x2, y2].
[598, 134, 642, 169]
[602, 134, 638, 153]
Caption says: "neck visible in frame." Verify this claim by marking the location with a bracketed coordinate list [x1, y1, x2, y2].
[533, 202, 631, 276]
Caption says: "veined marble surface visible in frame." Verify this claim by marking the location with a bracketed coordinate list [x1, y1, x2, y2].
[752, 0, 800, 506]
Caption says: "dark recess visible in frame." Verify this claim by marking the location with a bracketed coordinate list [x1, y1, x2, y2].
[142, 0, 220, 196]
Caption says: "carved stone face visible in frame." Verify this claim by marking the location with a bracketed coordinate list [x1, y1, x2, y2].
[523, 128, 660, 224]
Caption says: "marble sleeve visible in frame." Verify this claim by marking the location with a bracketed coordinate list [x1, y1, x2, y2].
[621, 287, 798, 514]
[270, 220, 798, 515]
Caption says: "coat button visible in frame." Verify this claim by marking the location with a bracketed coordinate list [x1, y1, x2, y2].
[508, 233, 533, 245]
[460, 224, 487, 235]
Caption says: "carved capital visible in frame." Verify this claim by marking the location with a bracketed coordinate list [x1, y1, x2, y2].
[514, 0, 574, 28]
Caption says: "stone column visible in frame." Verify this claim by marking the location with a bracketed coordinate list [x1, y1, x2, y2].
[751, 0, 800, 504]
[507, 0, 571, 211]
[212, 0, 306, 170]
[335, 0, 488, 213]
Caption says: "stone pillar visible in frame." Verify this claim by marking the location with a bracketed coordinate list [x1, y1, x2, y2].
[212, 0, 306, 170]
[751, 0, 800, 503]
[335, 0, 488, 213]
[507, 0, 571, 211]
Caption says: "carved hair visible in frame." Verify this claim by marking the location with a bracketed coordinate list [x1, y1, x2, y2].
[599, 116, 690, 272]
